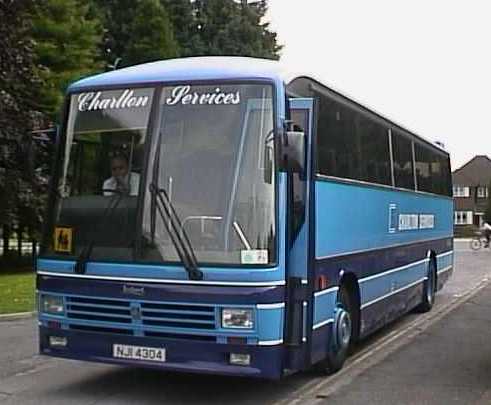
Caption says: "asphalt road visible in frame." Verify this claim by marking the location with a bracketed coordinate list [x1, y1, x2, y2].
[314, 281, 491, 405]
[0, 240, 490, 404]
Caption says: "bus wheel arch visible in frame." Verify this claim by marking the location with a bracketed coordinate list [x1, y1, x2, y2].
[316, 272, 360, 374]
[338, 272, 361, 343]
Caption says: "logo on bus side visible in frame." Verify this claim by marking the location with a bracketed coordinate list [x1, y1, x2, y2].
[399, 214, 435, 231]
[165, 85, 241, 106]
[77, 90, 150, 112]
[389, 205, 435, 232]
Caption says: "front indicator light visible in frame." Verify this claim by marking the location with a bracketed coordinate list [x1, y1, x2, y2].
[221, 308, 254, 329]
[230, 353, 251, 366]
[41, 295, 64, 315]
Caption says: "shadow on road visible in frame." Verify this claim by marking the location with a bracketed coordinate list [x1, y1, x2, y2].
[49, 365, 319, 404]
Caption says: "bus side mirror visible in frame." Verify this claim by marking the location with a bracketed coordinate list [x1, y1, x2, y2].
[280, 121, 305, 174]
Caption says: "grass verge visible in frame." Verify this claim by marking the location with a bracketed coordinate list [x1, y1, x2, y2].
[0, 271, 36, 315]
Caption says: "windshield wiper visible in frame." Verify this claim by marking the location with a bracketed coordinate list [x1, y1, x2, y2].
[149, 182, 203, 281]
[74, 191, 125, 274]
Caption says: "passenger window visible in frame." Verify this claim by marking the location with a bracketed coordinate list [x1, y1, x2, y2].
[316, 94, 391, 186]
[392, 131, 415, 190]
[440, 155, 453, 196]
[414, 143, 448, 195]
[317, 98, 358, 180]
[355, 114, 391, 185]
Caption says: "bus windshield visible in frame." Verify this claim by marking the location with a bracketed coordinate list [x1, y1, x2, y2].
[46, 83, 276, 266]
[142, 83, 276, 265]
[45, 87, 154, 261]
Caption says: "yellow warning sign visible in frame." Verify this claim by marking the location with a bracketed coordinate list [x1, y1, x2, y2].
[54, 227, 73, 253]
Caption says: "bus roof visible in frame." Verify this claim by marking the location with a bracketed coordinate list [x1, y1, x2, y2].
[67, 56, 288, 92]
[67, 56, 447, 155]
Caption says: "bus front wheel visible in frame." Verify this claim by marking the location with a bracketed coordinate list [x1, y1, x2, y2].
[316, 285, 353, 374]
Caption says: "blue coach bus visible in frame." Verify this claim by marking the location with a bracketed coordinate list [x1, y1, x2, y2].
[37, 57, 453, 379]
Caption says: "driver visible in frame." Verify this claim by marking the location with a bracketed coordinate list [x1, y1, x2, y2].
[103, 154, 140, 196]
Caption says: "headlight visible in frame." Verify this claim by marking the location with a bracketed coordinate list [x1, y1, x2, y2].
[221, 308, 254, 329]
[41, 295, 64, 315]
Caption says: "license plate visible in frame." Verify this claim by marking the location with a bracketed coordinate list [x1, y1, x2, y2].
[113, 344, 166, 362]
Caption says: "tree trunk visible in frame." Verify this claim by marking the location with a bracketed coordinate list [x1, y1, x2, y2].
[31, 240, 37, 264]
[17, 225, 23, 259]
[29, 226, 37, 264]
[2, 225, 10, 259]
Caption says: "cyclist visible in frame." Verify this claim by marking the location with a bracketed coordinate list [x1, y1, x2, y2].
[481, 221, 491, 248]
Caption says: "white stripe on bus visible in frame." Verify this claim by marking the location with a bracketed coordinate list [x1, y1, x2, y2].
[257, 339, 283, 346]
[359, 258, 428, 284]
[313, 286, 339, 298]
[437, 265, 452, 275]
[256, 303, 285, 310]
[312, 318, 334, 330]
[36, 271, 285, 287]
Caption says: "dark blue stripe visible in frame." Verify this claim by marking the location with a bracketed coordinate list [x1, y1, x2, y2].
[315, 237, 452, 286]
[360, 281, 423, 338]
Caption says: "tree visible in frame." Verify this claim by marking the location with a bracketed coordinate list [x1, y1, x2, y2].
[0, 0, 45, 259]
[190, 0, 281, 59]
[124, 0, 179, 66]
[31, 0, 104, 118]
[161, 0, 281, 59]
[91, 0, 280, 67]
[160, 0, 201, 57]
[92, 0, 179, 69]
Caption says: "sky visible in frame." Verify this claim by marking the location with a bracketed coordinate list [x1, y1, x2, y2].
[265, 0, 491, 170]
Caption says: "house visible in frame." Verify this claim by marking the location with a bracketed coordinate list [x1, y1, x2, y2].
[452, 155, 491, 229]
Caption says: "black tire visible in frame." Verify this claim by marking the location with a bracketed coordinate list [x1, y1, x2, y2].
[316, 285, 353, 374]
[470, 238, 482, 251]
[416, 259, 436, 313]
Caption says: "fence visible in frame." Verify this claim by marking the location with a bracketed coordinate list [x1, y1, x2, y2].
[0, 240, 39, 256]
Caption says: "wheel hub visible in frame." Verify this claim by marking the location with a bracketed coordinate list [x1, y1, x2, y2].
[335, 308, 352, 351]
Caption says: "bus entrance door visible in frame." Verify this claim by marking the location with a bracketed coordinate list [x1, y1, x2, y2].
[284, 98, 315, 372]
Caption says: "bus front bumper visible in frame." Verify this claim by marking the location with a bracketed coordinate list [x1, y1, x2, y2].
[39, 326, 284, 379]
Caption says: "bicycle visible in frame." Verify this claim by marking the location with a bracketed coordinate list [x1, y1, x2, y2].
[470, 234, 490, 250]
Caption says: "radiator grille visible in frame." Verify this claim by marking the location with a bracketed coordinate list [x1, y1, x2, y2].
[141, 302, 215, 330]
[64, 295, 217, 340]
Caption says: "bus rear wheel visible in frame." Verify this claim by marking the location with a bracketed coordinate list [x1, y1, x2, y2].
[416, 259, 436, 313]
[316, 284, 353, 374]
